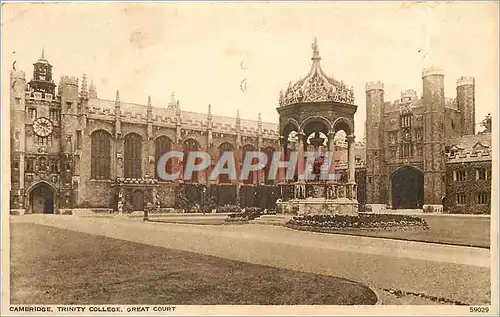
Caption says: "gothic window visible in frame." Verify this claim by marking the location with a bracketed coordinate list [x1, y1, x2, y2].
[49, 158, 59, 173]
[76, 131, 82, 150]
[456, 193, 466, 205]
[124, 133, 142, 178]
[400, 144, 413, 158]
[28, 108, 37, 120]
[91, 130, 111, 180]
[26, 158, 35, 172]
[49, 108, 60, 122]
[455, 170, 466, 181]
[218, 142, 234, 184]
[476, 168, 487, 180]
[400, 115, 411, 128]
[35, 135, 52, 146]
[242, 144, 255, 184]
[155, 136, 173, 180]
[263, 146, 275, 185]
[183, 139, 200, 182]
[476, 193, 489, 205]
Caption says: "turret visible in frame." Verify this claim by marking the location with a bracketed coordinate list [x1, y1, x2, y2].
[80, 74, 88, 100]
[456, 76, 475, 135]
[59, 76, 79, 153]
[147, 96, 153, 140]
[365, 81, 385, 205]
[114, 90, 121, 138]
[89, 80, 97, 99]
[10, 69, 27, 200]
[421, 66, 445, 211]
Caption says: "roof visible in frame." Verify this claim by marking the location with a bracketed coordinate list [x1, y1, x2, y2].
[87, 98, 278, 137]
[278, 39, 355, 107]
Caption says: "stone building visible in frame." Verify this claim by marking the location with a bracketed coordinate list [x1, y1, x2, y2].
[365, 69, 492, 213]
[9, 45, 490, 214]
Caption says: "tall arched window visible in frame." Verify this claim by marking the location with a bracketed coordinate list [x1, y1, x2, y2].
[218, 142, 234, 184]
[183, 139, 200, 183]
[242, 144, 255, 184]
[263, 146, 275, 185]
[155, 136, 172, 180]
[124, 133, 142, 178]
[91, 130, 111, 180]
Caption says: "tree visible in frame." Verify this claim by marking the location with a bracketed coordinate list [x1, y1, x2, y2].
[479, 113, 492, 134]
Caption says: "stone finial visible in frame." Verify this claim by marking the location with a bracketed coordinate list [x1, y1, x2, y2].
[81, 74, 88, 97]
[148, 95, 152, 107]
[115, 90, 120, 106]
[236, 109, 241, 128]
[311, 37, 320, 60]
[208, 104, 212, 115]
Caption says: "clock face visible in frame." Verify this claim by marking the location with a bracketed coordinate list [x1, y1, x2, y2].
[33, 117, 53, 137]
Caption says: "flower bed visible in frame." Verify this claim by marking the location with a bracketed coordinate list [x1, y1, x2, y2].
[287, 214, 429, 231]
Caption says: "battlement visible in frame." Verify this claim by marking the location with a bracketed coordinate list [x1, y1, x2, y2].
[445, 149, 491, 163]
[422, 66, 444, 78]
[59, 76, 79, 87]
[365, 81, 384, 92]
[400, 89, 417, 100]
[456, 76, 475, 87]
[10, 70, 26, 79]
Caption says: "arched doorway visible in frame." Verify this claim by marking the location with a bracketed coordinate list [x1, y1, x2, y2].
[28, 183, 55, 214]
[391, 166, 424, 209]
[132, 190, 144, 211]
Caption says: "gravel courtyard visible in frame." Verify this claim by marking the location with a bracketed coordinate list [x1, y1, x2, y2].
[9, 215, 491, 305]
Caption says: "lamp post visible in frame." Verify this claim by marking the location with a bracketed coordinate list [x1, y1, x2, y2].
[201, 186, 207, 214]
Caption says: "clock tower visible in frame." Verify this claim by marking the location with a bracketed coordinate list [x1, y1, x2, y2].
[28, 49, 56, 98]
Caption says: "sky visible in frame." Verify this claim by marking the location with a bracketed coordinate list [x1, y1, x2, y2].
[2, 2, 498, 138]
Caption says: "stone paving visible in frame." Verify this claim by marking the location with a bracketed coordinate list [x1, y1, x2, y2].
[10, 215, 491, 305]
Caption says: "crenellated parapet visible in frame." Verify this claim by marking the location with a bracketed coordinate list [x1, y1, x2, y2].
[365, 81, 384, 92]
[456, 76, 475, 87]
[422, 66, 444, 78]
[445, 149, 491, 163]
[11, 70, 26, 79]
[59, 76, 79, 87]
[400, 89, 417, 101]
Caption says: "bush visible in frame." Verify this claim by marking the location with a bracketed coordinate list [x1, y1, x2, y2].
[10, 210, 20, 215]
[123, 201, 134, 213]
[287, 214, 429, 231]
[62, 209, 73, 215]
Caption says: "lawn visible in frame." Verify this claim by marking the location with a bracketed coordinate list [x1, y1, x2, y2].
[10, 223, 377, 305]
[287, 214, 490, 248]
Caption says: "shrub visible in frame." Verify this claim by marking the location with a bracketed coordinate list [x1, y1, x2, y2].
[10, 210, 20, 216]
[287, 214, 429, 231]
[123, 201, 134, 213]
[62, 209, 73, 215]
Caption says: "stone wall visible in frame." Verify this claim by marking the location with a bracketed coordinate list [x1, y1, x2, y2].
[445, 161, 491, 214]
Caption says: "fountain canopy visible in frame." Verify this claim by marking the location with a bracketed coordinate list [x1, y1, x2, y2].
[279, 38, 355, 107]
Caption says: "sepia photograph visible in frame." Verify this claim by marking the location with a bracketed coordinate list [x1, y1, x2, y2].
[1, 1, 498, 315]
